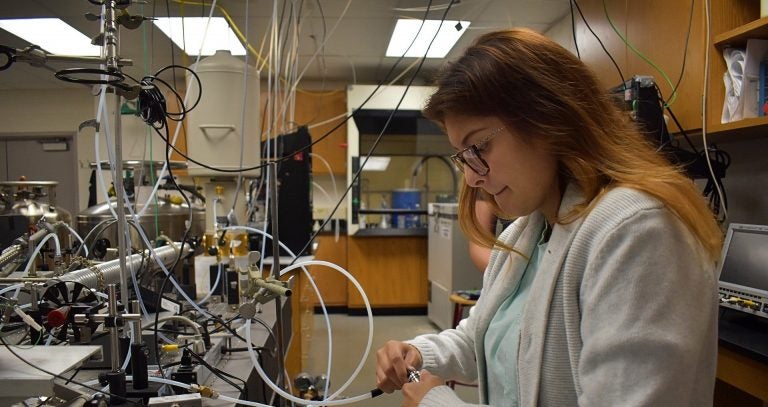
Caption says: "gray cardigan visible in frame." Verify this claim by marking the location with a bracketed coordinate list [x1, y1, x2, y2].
[408, 185, 718, 406]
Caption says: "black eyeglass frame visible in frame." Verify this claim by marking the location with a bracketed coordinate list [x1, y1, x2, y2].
[449, 126, 505, 176]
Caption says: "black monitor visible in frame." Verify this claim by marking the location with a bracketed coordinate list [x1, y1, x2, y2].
[717, 223, 768, 318]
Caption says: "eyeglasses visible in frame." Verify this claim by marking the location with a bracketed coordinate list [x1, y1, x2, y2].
[449, 126, 505, 176]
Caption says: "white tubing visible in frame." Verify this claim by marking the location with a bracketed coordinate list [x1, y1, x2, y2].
[245, 319, 372, 406]
[95, 100, 193, 319]
[97, 114, 153, 320]
[120, 324, 133, 371]
[64, 224, 89, 257]
[143, 315, 202, 336]
[198, 262, 222, 305]
[147, 377, 273, 407]
[278, 260, 373, 402]
[309, 153, 338, 201]
[129, 223, 207, 318]
[0, 283, 23, 296]
[241, 259, 375, 405]
[219, 226, 334, 398]
[94, 86, 118, 220]
[136, 2, 218, 218]
[22, 232, 61, 276]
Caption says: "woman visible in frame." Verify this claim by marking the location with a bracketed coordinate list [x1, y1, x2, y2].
[375, 28, 722, 407]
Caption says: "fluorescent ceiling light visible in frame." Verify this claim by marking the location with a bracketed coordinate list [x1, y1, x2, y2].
[0, 18, 99, 56]
[362, 157, 391, 172]
[386, 19, 470, 58]
[153, 17, 246, 56]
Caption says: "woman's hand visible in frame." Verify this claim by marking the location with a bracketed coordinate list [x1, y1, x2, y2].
[375, 340, 423, 393]
[402, 370, 444, 407]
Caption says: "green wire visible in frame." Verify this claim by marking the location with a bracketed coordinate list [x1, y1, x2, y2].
[602, 0, 678, 106]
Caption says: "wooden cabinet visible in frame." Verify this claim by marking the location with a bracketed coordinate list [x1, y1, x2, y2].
[294, 90, 347, 175]
[346, 236, 428, 310]
[304, 235, 348, 307]
[571, 0, 705, 132]
[707, 1, 767, 140]
[716, 346, 768, 404]
[570, 0, 768, 140]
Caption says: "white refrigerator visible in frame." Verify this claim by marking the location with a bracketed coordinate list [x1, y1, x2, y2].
[427, 203, 484, 330]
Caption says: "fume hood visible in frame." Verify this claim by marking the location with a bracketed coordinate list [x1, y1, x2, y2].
[346, 85, 459, 236]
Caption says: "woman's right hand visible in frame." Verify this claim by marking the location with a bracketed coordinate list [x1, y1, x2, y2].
[375, 340, 423, 393]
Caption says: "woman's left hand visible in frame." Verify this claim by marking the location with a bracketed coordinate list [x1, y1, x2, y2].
[401, 370, 444, 407]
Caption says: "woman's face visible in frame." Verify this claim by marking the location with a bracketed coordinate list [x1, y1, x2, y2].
[445, 114, 561, 221]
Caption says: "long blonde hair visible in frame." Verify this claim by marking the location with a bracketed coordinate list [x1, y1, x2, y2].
[424, 29, 723, 261]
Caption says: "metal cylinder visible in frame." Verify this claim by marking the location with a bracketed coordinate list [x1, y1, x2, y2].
[0, 181, 72, 250]
[0, 245, 22, 269]
[59, 243, 183, 289]
[107, 284, 120, 371]
[76, 199, 205, 248]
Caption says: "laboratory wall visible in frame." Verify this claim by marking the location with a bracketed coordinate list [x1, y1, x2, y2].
[0, 83, 348, 224]
[0, 88, 94, 213]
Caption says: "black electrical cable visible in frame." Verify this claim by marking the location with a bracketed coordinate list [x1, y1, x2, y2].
[659, 96, 699, 153]
[149, 327, 197, 336]
[288, 0, 448, 268]
[0, 44, 15, 71]
[569, 0, 580, 59]
[155, 64, 204, 116]
[138, 6, 453, 308]
[152, 273, 172, 380]
[122, 66, 202, 130]
[153, 116, 194, 381]
[143, 11, 197, 373]
[147, 0, 439, 176]
[0, 336, 141, 405]
[651, 83, 728, 219]
[65, 367, 81, 385]
[148, 81, 195, 380]
[186, 348, 248, 398]
[221, 345, 273, 354]
[572, 0, 626, 87]
[316, 0, 328, 58]
[278, 0, 291, 69]
[701, 145, 729, 219]
[55, 67, 126, 86]
[216, 316, 278, 350]
[76, 218, 151, 259]
[139, 6, 441, 401]
[207, 313, 243, 334]
[259, 349, 271, 405]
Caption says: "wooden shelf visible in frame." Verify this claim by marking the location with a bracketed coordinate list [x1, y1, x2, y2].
[707, 116, 768, 142]
[715, 16, 768, 48]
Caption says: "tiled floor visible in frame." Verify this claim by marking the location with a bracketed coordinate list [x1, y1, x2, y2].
[303, 313, 479, 406]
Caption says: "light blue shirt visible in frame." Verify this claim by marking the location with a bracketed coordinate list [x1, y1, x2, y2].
[484, 223, 549, 406]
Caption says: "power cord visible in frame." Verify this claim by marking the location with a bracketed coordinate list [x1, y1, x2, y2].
[122, 65, 202, 130]
[572, 0, 626, 87]
[185, 348, 247, 398]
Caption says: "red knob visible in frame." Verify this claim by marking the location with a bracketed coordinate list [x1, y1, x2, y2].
[47, 306, 70, 328]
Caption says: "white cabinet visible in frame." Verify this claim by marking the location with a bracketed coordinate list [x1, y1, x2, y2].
[427, 203, 483, 330]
